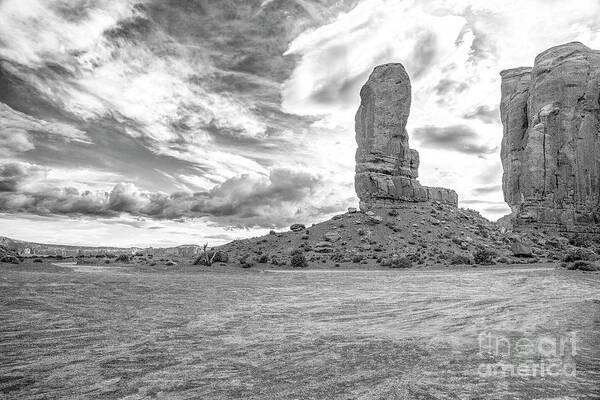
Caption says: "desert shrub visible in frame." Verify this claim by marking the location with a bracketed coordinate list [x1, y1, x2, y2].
[290, 252, 308, 268]
[194, 250, 228, 265]
[104, 259, 111, 264]
[476, 223, 489, 238]
[379, 258, 392, 267]
[473, 247, 496, 265]
[564, 260, 600, 271]
[573, 262, 600, 271]
[449, 254, 472, 265]
[258, 254, 269, 263]
[390, 256, 412, 269]
[270, 256, 281, 265]
[563, 248, 594, 263]
[352, 254, 363, 263]
[239, 254, 254, 268]
[1, 255, 20, 264]
[330, 252, 344, 263]
[569, 234, 590, 248]
[115, 254, 131, 263]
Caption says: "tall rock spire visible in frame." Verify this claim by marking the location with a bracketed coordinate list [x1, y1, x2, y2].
[354, 63, 457, 210]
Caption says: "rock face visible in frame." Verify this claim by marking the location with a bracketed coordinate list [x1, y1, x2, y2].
[500, 42, 600, 232]
[355, 64, 458, 210]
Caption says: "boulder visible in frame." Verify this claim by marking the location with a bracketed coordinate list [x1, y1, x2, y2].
[355, 63, 458, 210]
[323, 231, 341, 242]
[500, 42, 600, 232]
[290, 223, 306, 232]
[314, 242, 334, 253]
[510, 240, 533, 258]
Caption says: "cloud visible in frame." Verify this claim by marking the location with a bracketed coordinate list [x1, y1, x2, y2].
[471, 184, 502, 195]
[433, 79, 469, 96]
[0, 162, 331, 227]
[462, 105, 500, 123]
[0, 162, 45, 192]
[0, 128, 34, 157]
[412, 124, 497, 155]
[0, 102, 90, 144]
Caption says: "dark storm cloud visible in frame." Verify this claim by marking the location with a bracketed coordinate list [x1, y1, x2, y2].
[0, 163, 321, 227]
[463, 105, 500, 124]
[412, 125, 497, 155]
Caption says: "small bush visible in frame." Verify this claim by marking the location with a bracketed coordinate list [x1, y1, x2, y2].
[563, 260, 600, 271]
[390, 256, 412, 269]
[115, 254, 131, 263]
[1, 255, 20, 264]
[352, 254, 363, 263]
[330, 252, 344, 263]
[449, 254, 472, 265]
[239, 254, 254, 268]
[473, 247, 496, 265]
[563, 248, 594, 263]
[569, 234, 589, 248]
[194, 250, 229, 265]
[290, 252, 308, 268]
[258, 254, 269, 263]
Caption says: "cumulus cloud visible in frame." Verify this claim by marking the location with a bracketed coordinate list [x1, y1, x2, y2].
[412, 125, 497, 155]
[0, 162, 333, 227]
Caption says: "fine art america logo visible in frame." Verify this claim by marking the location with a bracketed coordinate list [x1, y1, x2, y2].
[477, 332, 577, 378]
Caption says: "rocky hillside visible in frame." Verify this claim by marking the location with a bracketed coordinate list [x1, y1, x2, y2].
[215, 202, 574, 269]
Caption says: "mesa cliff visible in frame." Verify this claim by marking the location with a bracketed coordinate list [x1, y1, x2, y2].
[355, 64, 458, 210]
[501, 42, 600, 232]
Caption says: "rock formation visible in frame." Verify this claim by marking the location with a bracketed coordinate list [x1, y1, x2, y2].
[500, 42, 600, 232]
[355, 63, 458, 210]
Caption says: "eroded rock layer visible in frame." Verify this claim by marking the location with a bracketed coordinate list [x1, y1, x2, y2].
[500, 42, 600, 232]
[355, 64, 458, 210]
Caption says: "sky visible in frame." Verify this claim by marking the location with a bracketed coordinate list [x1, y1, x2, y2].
[0, 0, 599, 247]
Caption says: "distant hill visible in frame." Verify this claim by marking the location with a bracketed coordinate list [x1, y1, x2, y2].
[0, 236, 202, 258]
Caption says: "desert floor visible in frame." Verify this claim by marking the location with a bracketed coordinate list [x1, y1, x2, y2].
[1, 261, 599, 399]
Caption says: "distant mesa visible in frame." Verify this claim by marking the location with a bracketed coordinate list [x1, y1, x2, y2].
[354, 63, 458, 210]
[500, 42, 600, 232]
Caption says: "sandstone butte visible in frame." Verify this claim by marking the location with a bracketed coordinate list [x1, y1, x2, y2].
[354, 63, 458, 210]
[500, 42, 600, 233]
